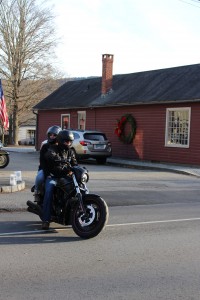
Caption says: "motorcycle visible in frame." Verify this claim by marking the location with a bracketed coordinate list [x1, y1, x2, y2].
[0, 141, 10, 168]
[27, 165, 109, 239]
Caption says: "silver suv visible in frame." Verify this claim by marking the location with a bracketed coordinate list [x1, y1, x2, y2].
[71, 130, 112, 164]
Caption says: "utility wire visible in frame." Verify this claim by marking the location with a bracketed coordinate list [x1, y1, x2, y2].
[178, 0, 200, 8]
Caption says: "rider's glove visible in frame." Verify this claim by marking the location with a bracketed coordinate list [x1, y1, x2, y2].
[62, 164, 70, 171]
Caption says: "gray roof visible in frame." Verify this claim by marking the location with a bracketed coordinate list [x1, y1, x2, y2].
[19, 112, 36, 126]
[33, 64, 200, 110]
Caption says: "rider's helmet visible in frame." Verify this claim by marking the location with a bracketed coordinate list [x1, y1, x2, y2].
[56, 130, 74, 150]
[46, 125, 61, 144]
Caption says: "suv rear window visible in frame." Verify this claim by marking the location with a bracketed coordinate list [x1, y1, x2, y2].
[84, 133, 107, 141]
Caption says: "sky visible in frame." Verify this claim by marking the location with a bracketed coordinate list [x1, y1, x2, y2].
[45, 0, 200, 78]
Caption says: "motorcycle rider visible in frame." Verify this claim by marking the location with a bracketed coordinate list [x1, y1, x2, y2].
[34, 125, 61, 202]
[41, 129, 78, 230]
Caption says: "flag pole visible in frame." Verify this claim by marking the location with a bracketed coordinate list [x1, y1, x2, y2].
[0, 120, 4, 145]
[2, 127, 5, 145]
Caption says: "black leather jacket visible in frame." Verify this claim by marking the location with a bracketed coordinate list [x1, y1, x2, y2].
[43, 144, 78, 178]
[39, 142, 50, 171]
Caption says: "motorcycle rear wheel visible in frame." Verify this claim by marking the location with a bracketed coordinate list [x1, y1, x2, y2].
[0, 154, 9, 168]
[71, 195, 109, 239]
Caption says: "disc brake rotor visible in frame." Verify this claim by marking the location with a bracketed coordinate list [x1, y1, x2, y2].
[78, 205, 96, 227]
[0, 155, 6, 166]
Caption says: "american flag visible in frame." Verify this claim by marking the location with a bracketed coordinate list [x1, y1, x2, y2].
[0, 79, 9, 130]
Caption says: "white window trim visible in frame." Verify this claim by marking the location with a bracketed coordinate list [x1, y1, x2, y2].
[165, 107, 191, 148]
[61, 114, 70, 129]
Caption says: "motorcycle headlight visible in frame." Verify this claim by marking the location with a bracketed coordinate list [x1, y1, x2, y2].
[81, 173, 89, 183]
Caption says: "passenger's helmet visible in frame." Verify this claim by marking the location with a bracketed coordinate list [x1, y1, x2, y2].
[57, 130, 74, 150]
[46, 125, 61, 144]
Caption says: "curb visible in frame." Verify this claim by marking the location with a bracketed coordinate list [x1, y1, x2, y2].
[107, 159, 200, 178]
[0, 181, 26, 193]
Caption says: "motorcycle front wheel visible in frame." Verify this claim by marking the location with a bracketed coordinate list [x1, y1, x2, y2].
[0, 154, 9, 168]
[71, 194, 109, 239]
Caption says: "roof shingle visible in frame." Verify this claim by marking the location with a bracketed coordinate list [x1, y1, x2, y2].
[34, 64, 200, 110]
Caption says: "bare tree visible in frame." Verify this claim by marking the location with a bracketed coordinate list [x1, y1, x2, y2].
[0, 0, 61, 144]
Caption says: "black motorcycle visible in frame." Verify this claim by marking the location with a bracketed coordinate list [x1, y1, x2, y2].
[27, 165, 109, 239]
[0, 141, 9, 168]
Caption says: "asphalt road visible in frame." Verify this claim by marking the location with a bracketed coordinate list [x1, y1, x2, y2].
[1, 151, 200, 210]
[1, 152, 200, 299]
[1, 203, 200, 300]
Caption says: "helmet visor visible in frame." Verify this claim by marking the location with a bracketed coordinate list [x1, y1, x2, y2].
[49, 133, 57, 138]
[63, 140, 73, 146]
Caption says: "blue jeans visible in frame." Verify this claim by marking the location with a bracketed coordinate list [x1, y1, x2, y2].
[34, 169, 45, 193]
[42, 176, 56, 222]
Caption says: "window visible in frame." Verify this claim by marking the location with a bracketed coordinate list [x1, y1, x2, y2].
[165, 107, 191, 148]
[27, 129, 35, 139]
[84, 133, 107, 141]
[78, 111, 86, 130]
[73, 132, 80, 139]
[61, 114, 70, 129]
[27, 129, 35, 144]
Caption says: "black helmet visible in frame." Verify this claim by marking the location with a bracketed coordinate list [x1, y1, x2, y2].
[47, 125, 61, 144]
[57, 130, 74, 150]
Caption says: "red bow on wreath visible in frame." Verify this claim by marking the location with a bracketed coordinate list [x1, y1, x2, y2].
[115, 116, 126, 137]
[115, 114, 136, 144]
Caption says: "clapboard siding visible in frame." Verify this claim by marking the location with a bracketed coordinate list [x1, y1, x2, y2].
[36, 101, 200, 166]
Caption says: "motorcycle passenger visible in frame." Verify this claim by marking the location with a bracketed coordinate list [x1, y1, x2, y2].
[41, 129, 78, 230]
[34, 125, 61, 202]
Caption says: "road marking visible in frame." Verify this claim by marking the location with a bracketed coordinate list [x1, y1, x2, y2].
[0, 229, 57, 236]
[0, 227, 71, 236]
[107, 217, 200, 227]
[0, 217, 200, 236]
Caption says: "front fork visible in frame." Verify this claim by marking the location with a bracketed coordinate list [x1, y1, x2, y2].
[72, 173, 86, 214]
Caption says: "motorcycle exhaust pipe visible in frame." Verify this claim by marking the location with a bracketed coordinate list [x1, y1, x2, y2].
[27, 200, 42, 215]
[27, 206, 40, 216]
[27, 200, 38, 209]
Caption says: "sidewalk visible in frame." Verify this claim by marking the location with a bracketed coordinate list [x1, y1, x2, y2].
[108, 157, 200, 178]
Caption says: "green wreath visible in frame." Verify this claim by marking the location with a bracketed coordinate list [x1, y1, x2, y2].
[115, 114, 137, 144]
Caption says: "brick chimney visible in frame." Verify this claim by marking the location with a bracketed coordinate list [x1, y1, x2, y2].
[101, 54, 114, 96]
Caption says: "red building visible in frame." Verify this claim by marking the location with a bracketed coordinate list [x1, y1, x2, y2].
[33, 54, 200, 166]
